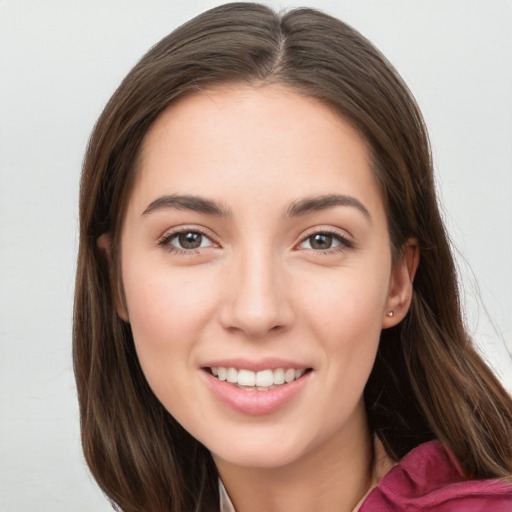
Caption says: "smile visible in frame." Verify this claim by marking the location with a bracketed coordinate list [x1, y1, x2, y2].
[210, 367, 308, 390]
[204, 364, 313, 415]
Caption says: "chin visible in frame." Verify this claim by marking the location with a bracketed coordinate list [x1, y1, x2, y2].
[212, 442, 308, 470]
[205, 423, 328, 470]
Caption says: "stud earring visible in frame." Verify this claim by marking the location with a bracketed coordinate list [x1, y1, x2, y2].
[386, 311, 394, 317]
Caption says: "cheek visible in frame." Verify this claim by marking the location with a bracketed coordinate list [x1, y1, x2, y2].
[298, 261, 390, 379]
[121, 262, 220, 382]
[300, 263, 390, 334]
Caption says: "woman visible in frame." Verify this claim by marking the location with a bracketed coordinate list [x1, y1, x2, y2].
[73, 3, 512, 511]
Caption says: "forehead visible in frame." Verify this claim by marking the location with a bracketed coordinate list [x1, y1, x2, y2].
[129, 84, 383, 219]
[141, 84, 368, 158]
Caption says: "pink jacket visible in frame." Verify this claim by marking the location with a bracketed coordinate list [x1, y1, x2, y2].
[359, 440, 512, 511]
[219, 440, 512, 511]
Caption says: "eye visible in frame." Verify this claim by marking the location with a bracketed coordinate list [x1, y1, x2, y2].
[159, 229, 214, 251]
[297, 232, 353, 252]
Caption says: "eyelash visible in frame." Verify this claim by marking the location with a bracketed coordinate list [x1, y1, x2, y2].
[158, 227, 354, 256]
[296, 230, 354, 255]
[157, 228, 215, 255]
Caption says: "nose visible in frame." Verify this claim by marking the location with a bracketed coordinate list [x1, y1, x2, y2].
[219, 246, 295, 339]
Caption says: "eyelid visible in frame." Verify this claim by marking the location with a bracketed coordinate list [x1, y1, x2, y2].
[157, 225, 220, 252]
[295, 227, 354, 252]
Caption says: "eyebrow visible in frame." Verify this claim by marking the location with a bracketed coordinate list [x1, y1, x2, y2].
[284, 194, 371, 220]
[142, 193, 370, 220]
[142, 194, 231, 217]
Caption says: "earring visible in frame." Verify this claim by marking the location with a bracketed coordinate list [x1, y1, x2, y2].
[386, 311, 394, 317]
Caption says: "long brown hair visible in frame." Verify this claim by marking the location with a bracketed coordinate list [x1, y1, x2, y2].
[73, 3, 512, 511]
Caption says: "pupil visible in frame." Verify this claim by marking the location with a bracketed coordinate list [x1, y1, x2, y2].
[311, 234, 332, 250]
[179, 232, 202, 249]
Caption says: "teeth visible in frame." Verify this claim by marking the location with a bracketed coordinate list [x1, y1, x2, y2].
[238, 369, 256, 386]
[255, 369, 273, 387]
[210, 367, 307, 389]
[284, 368, 295, 383]
[226, 367, 238, 383]
[273, 368, 285, 385]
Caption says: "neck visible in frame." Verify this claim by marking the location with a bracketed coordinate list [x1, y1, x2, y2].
[214, 405, 373, 512]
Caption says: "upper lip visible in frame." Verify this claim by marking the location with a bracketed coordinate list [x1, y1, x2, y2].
[201, 357, 311, 372]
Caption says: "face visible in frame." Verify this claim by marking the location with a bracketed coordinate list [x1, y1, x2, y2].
[114, 85, 410, 470]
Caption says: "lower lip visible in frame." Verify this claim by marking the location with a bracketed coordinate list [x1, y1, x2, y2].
[203, 370, 311, 416]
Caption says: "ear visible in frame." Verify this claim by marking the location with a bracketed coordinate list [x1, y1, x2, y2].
[97, 233, 130, 322]
[382, 238, 419, 328]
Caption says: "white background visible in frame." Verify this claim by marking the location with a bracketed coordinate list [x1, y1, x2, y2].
[1, 1, 511, 510]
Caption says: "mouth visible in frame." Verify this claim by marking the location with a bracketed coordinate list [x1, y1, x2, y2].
[206, 366, 312, 391]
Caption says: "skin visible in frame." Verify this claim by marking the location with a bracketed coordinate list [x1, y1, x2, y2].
[100, 84, 417, 512]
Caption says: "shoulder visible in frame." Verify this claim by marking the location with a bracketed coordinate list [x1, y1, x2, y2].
[359, 440, 512, 512]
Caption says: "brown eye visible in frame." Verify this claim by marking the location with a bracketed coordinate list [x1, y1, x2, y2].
[160, 230, 214, 251]
[297, 231, 352, 252]
[177, 232, 203, 249]
[309, 233, 335, 250]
